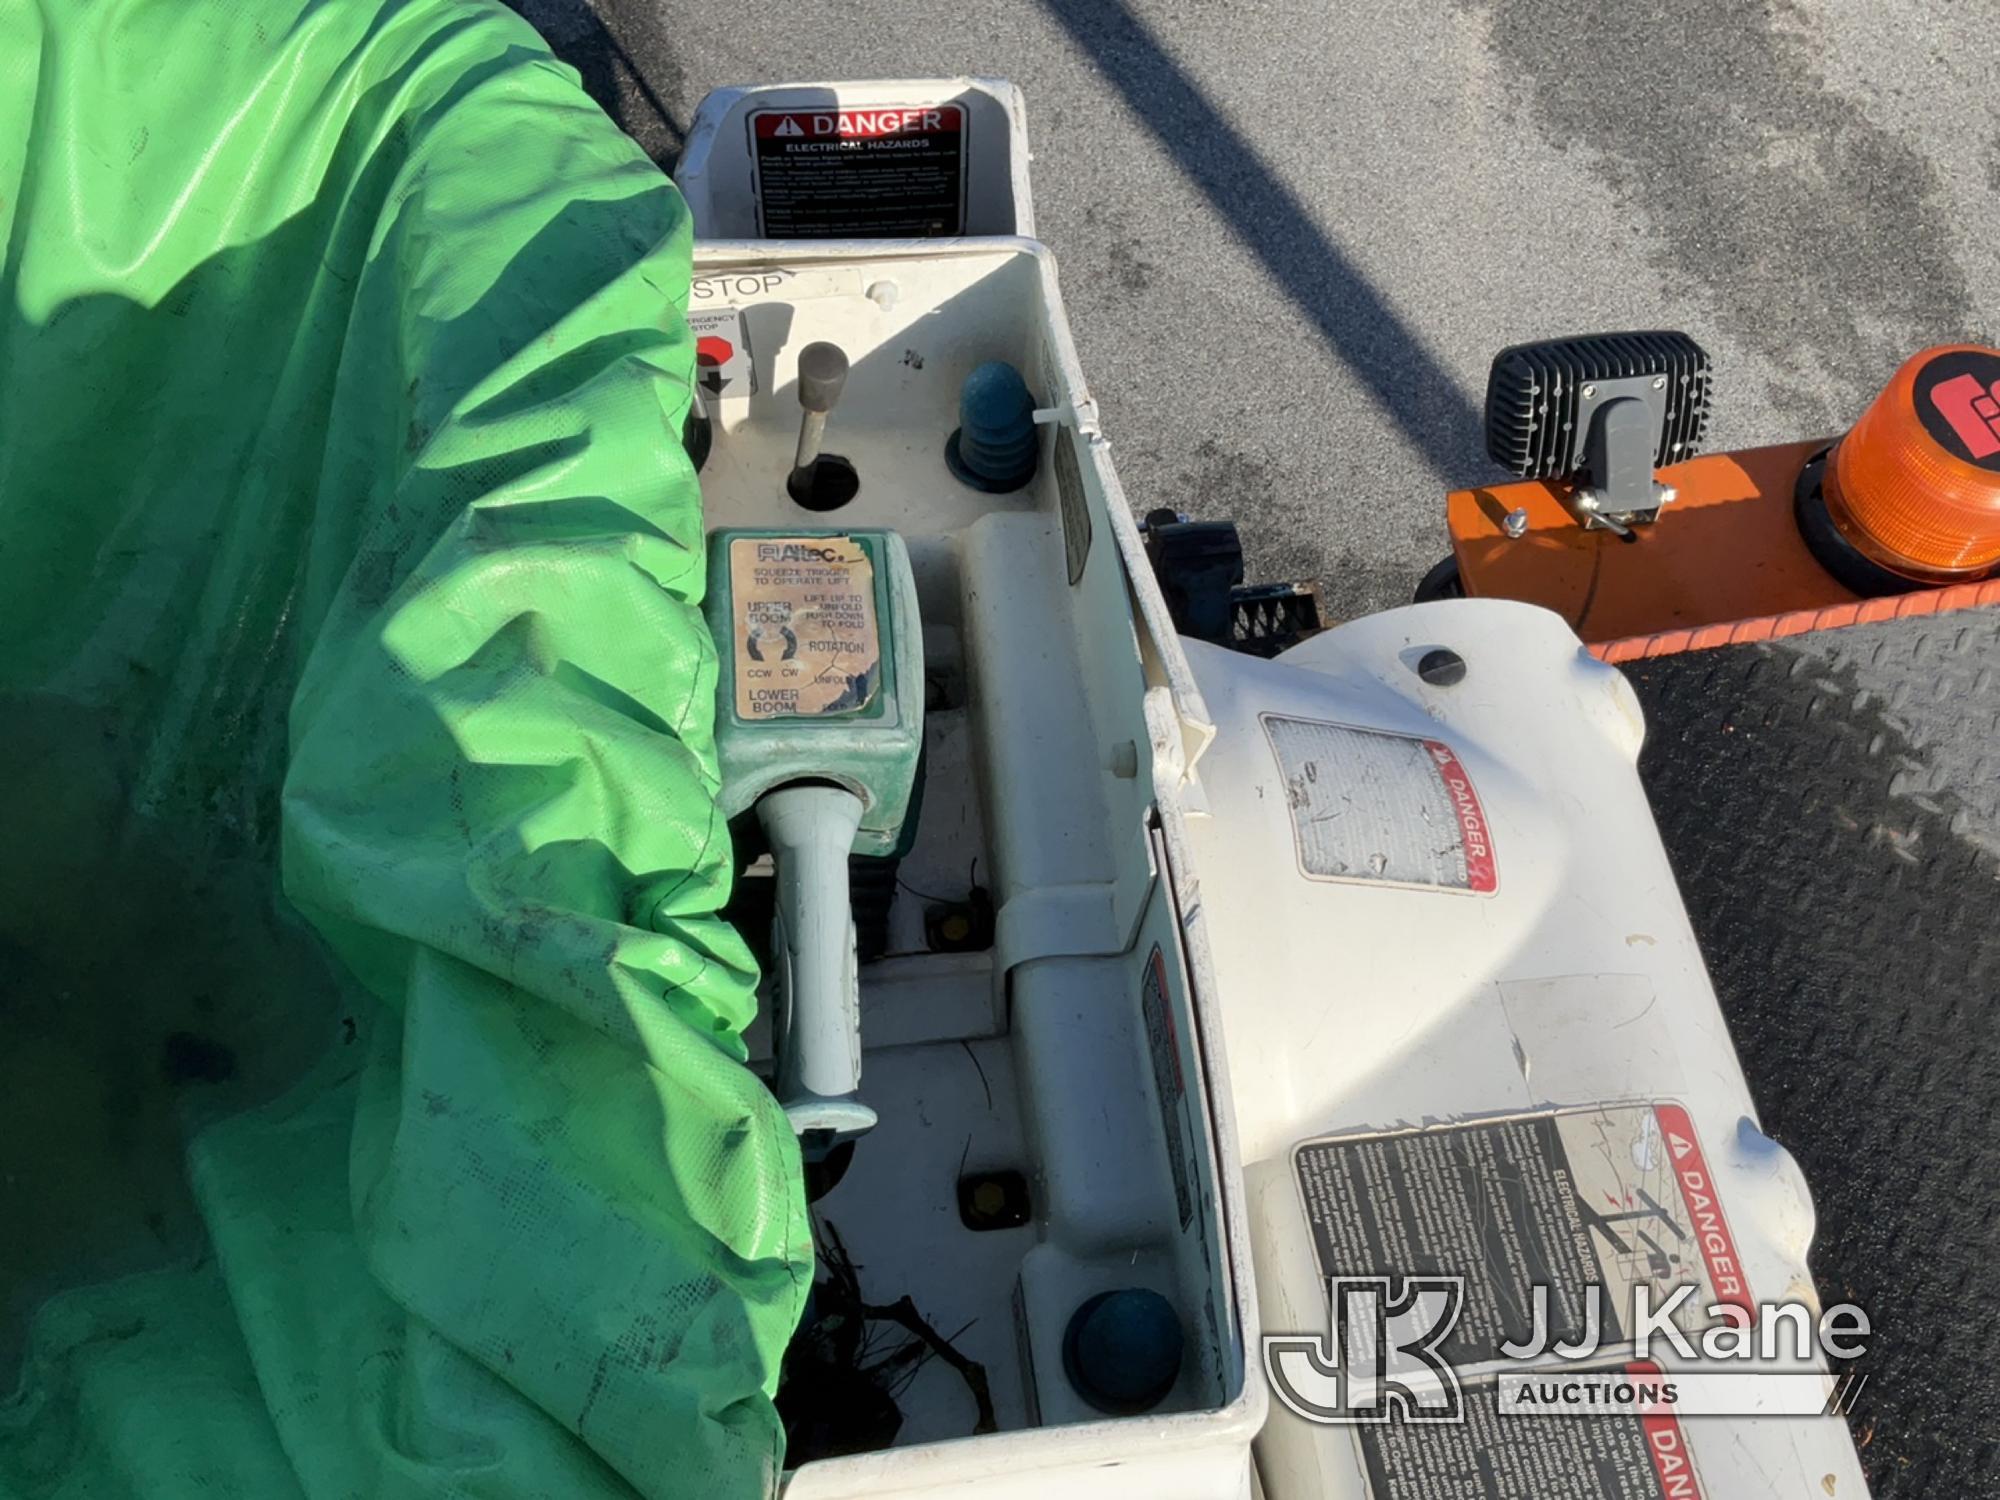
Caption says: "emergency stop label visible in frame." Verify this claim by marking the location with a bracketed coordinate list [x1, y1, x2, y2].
[688, 306, 753, 400]
[1293, 1106, 1747, 1369]
[1261, 716, 1497, 893]
[729, 536, 880, 720]
[750, 104, 967, 238]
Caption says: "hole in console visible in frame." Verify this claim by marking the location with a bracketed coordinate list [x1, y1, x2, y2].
[788, 454, 860, 511]
[956, 1169, 1032, 1231]
[683, 405, 712, 473]
[804, 1139, 856, 1204]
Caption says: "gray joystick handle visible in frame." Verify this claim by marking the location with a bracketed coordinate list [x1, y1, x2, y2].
[796, 342, 849, 414]
[792, 343, 849, 496]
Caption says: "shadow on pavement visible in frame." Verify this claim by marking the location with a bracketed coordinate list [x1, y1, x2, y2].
[1036, 0, 1485, 483]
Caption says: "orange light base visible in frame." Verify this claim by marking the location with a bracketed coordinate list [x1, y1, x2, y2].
[1447, 439, 2000, 659]
[1452, 442, 1845, 640]
[1448, 440, 2000, 664]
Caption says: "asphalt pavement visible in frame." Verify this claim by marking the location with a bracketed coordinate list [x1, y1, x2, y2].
[518, 0, 2000, 621]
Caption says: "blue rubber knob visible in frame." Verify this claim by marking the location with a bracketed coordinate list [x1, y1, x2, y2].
[945, 360, 1039, 493]
[1061, 1288, 1185, 1415]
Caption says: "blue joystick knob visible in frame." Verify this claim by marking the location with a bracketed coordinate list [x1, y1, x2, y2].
[945, 361, 1039, 493]
[1061, 1288, 1185, 1415]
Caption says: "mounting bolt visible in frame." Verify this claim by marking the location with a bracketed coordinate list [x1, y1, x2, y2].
[1416, 648, 1467, 687]
[1652, 375, 1667, 390]
[1581, 383, 1597, 400]
[1572, 488, 1636, 538]
[1502, 507, 1530, 539]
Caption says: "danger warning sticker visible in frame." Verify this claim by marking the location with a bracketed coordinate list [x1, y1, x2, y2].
[729, 536, 880, 720]
[1262, 716, 1496, 893]
[1650, 1104, 1753, 1320]
[1359, 1365, 1702, 1500]
[1293, 1105, 1748, 1368]
[750, 103, 967, 238]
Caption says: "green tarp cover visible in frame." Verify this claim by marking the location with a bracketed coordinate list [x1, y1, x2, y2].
[0, 1, 809, 1494]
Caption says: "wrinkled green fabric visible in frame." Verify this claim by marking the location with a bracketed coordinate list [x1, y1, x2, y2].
[0, 2, 810, 1496]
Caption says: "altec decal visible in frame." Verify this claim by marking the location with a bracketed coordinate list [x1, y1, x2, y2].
[753, 107, 964, 141]
[1628, 1363, 1703, 1499]
[1423, 741, 1498, 894]
[1653, 1104, 1752, 1318]
[755, 543, 846, 563]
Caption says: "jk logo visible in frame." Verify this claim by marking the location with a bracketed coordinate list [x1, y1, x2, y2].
[1264, 1276, 1466, 1426]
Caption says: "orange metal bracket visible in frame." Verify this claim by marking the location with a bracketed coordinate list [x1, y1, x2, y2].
[1448, 439, 2000, 658]
[1447, 441, 1846, 643]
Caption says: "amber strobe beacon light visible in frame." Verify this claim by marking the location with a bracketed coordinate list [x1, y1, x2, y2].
[1797, 344, 2000, 594]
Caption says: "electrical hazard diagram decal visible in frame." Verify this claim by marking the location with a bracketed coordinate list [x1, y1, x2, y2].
[1295, 1105, 1750, 1368]
[1357, 1373, 1701, 1500]
[749, 104, 967, 238]
[1293, 1105, 1742, 1500]
[1262, 715, 1496, 892]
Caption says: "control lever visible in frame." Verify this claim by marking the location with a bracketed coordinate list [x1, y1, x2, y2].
[704, 527, 924, 1161]
[757, 783, 877, 1146]
[788, 341, 849, 503]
